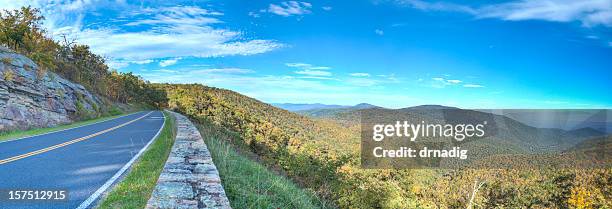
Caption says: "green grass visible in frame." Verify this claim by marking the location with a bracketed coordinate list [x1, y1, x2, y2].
[198, 121, 330, 209]
[0, 112, 127, 142]
[97, 111, 176, 209]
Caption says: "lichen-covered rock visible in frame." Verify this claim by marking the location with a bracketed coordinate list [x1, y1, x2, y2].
[0, 46, 102, 131]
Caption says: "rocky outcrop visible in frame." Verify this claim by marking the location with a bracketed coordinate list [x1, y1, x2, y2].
[0, 46, 102, 131]
[147, 112, 231, 209]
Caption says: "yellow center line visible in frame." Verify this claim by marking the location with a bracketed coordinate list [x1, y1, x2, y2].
[0, 111, 153, 165]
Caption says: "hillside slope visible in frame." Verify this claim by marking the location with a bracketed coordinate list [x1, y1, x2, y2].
[0, 46, 102, 131]
[161, 83, 611, 208]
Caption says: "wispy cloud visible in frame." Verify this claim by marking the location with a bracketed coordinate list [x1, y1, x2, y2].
[477, 0, 612, 27]
[154, 69, 178, 73]
[132, 59, 154, 65]
[125, 6, 223, 26]
[446, 79, 462, 84]
[294, 69, 332, 76]
[267, 1, 313, 17]
[286, 63, 331, 70]
[429, 77, 476, 88]
[286, 62, 332, 76]
[159, 57, 181, 67]
[190, 68, 254, 74]
[431, 77, 462, 88]
[463, 84, 485, 88]
[350, 73, 371, 77]
[395, 0, 612, 27]
[248, 11, 261, 18]
[375, 29, 384, 35]
[106, 59, 154, 68]
[0, 2, 284, 67]
[322, 6, 333, 11]
[395, 0, 476, 14]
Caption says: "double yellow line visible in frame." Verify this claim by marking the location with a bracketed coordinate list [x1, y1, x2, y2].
[0, 112, 153, 165]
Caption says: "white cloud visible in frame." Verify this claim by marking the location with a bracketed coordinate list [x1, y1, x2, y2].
[478, 0, 612, 27]
[248, 11, 261, 18]
[159, 58, 181, 67]
[322, 6, 332, 11]
[285, 62, 333, 76]
[395, 0, 476, 14]
[463, 84, 485, 88]
[285, 63, 310, 68]
[294, 69, 332, 76]
[132, 59, 154, 65]
[350, 73, 371, 77]
[191, 68, 254, 74]
[125, 6, 223, 26]
[430, 77, 465, 88]
[0, 2, 284, 65]
[106, 60, 129, 69]
[609, 41, 612, 47]
[73, 14, 283, 61]
[268, 1, 312, 16]
[447, 79, 462, 84]
[286, 63, 331, 70]
[105, 59, 154, 68]
[375, 29, 384, 35]
[396, 0, 612, 27]
[154, 69, 178, 73]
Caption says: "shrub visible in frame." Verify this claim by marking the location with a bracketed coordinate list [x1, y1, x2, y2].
[3, 70, 14, 81]
[1, 57, 12, 64]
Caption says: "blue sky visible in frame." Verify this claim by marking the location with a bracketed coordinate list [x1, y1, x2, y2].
[1, 0, 611, 108]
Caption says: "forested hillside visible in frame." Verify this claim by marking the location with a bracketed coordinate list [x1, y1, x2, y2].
[162, 84, 611, 208]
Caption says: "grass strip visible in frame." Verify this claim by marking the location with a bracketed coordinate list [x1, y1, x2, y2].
[97, 111, 176, 209]
[0, 113, 127, 142]
[198, 121, 329, 209]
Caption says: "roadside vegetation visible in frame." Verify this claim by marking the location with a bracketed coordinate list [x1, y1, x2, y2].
[0, 110, 126, 142]
[0, 7, 167, 116]
[97, 111, 176, 209]
[198, 120, 330, 209]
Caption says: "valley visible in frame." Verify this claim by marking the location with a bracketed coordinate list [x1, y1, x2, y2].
[162, 85, 611, 208]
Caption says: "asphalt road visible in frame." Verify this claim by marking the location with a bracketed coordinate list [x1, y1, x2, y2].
[0, 111, 165, 209]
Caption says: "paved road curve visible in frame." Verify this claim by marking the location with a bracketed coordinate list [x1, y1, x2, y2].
[0, 111, 165, 209]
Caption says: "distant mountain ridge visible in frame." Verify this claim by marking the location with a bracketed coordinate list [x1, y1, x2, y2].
[292, 103, 611, 134]
[295, 103, 609, 153]
[272, 103, 378, 112]
[271, 103, 350, 111]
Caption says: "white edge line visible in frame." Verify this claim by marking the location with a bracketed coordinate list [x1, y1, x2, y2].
[76, 110, 167, 209]
[0, 111, 145, 144]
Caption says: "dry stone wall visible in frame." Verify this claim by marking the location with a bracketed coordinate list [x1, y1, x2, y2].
[146, 112, 230, 209]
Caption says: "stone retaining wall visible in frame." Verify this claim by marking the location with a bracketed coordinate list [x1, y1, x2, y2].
[146, 111, 231, 209]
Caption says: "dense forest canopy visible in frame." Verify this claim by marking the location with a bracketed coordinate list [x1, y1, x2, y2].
[0, 6, 166, 108]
